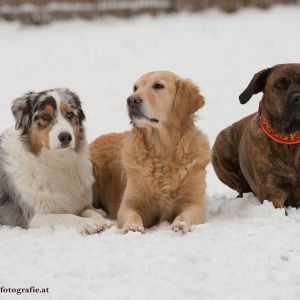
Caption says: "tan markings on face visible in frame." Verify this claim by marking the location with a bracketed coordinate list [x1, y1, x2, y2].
[29, 104, 56, 155]
[132, 71, 178, 125]
[60, 100, 81, 150]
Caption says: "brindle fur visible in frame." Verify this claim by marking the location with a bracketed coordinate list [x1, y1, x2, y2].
[212, 64, 300, 208]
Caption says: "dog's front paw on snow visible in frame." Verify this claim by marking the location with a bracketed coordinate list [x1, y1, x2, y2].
[96, 219, 113, 232]
[102, 220, 113, 229]
[120, 223, 145, 234]
[76, 218, 110, 235]
[170, 221, 191, 234]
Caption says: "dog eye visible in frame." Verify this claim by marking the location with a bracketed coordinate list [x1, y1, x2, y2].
[133, 85, 138, 92]
[153, 83, 165, 90]
[41, 114, 51, 122]
[66, 112, 75, 120]
[274, 78, 289, 90]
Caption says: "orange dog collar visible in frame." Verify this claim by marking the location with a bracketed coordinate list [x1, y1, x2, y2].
[259, 102, 300, 145]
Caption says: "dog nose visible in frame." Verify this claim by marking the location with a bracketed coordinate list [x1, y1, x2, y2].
[58, 132, 72, 147]
[289, 92, 300, 105]
[127, 96, 142, 106]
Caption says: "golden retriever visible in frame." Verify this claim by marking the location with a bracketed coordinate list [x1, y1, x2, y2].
[90, 71, 211, 233]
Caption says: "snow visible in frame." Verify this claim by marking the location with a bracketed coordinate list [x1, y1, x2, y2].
[1, 5, 300, 300]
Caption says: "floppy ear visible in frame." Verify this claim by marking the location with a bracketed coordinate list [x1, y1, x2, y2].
[174, 78, 205, 119]
[78, 108, 86, 125]
[239, 68, 272, 104]
[11, 92, 36, 135]
[66, 89, 86, 125]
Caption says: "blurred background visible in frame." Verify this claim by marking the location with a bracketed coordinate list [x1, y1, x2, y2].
[0, 0, 299, 24]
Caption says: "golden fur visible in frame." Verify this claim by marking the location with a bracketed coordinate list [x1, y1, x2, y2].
[90, 71, 211, 233]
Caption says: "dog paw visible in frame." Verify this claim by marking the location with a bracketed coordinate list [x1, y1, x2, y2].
[120, 223, 145, 234]
[77, 218, 111, 235]
[170, 221, 190, 234]
[99, 219, 113, 231]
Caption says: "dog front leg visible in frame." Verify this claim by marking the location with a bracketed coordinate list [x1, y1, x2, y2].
[29, 213, 106, 235]
[117, 202, 144, 234]
[261, 197, 286, 209]
[171, 203, 205, 234]
[257, 188, 287, 209]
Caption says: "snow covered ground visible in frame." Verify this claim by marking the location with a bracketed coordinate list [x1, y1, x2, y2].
[1, 5, 300, 300]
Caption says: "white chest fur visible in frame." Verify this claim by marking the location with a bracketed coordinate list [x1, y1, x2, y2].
[2, 128, 94, 215]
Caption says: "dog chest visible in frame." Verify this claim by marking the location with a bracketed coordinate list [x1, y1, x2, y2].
[2, 130, 94, 215]
[241, 128, 300, 205]
[137, 158, 192, 213]
[10, 158, 92, 214]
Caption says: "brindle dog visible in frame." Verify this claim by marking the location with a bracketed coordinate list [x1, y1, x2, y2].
[212, 64, 300, 208]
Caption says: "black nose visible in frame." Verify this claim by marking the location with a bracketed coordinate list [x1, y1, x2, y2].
[127, 95, 142, 106]
[58, 132, 72, 147]
[289, 92, 300, 105]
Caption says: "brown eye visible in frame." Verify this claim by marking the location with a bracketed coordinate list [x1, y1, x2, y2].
[66, 112, 75, 120]
[153, 83, 165, 90]
[41, 114, 51, 122]
[133, 85, 137, 92]
[274, 78, 289, 90]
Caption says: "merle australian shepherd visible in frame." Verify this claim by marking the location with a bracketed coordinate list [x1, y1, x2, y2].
[0, 89, 111, 234]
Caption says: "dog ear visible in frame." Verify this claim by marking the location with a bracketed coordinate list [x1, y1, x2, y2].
[11, 92, 36, 135]
[174, 78, 205, 119]
[78, 108, 86, 125]
[239, 68, 272, 104]
[65, 89, 86, 126]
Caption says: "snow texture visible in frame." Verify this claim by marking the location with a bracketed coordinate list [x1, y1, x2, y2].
[1, 5, 300, 300]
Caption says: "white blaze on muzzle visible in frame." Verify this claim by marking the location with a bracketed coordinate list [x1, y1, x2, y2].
[47, 92, 75, 150]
